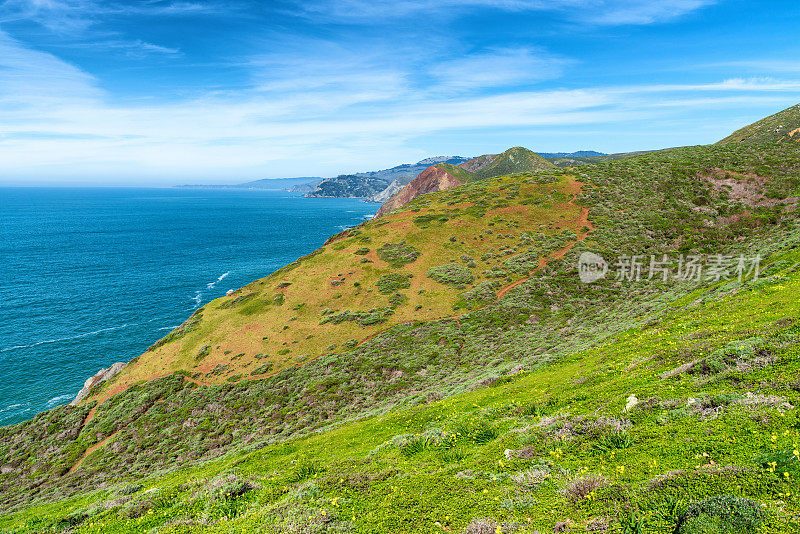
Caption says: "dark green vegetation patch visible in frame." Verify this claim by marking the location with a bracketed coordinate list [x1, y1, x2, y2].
[376, 242, 421, 267]
[427, 262, 475, 285]
[376, 273, 413, 294]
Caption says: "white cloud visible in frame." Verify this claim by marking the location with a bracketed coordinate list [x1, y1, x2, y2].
[299, 0, 717, 25]
[1, 21, 799, 183]
[0, 30, 101, 107]
[430, 48, 569, 91]
[1, 55, 798, 182]
[585, 0, 716, 25]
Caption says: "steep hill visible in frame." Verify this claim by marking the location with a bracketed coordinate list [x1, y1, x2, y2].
[1, 137, 800, 532]
[375, 163, 475, 216]
[376, 147, 556, 217]
[718, 103, 800, 144]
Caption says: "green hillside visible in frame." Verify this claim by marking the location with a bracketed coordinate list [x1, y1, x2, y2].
[718, 104, 800, 145]
[433, 162, 474, 183]
[473, 147, 556, 179]
[1, 138, 799, 533]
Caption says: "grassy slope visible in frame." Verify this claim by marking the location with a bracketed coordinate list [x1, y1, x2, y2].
[718, 104, 800, 145]
[1, 143, 799, 531]
[98, 171, 581, 398]
[2, 247, 799, 533]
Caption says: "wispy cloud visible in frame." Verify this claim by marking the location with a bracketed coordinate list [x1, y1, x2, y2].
[0, 30, 100, 106]
[709, 60, 800, 74]
[430, 48, 570, 91]
[0, 0, 223, 58]
[298, 0, 717, 25]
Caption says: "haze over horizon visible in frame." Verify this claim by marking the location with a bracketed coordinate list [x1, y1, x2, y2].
[1, 0, 800, 185]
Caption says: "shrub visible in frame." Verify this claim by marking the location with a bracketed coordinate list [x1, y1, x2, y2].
[376, 242, 421, 267]
[387, 293, 407, 307]
[470, 421, 498, 444]
[354, 247, 370, 255]
[209, 476, 254, 501]
[319, 307, 394, 326]
[511, 466, 550, 489]
[462, 517, 499, 534]
[399, 436, 429, 457]
[562, 474, 607, 501]
[287, 459, 320, 483]
[427, 263, 475, 285]
[675, 495, 766, 533]
[250, 362, 274, 375]
[459, 281, 500, 308]
[376, 273, 412, 294]
[196, 345, 211, 360]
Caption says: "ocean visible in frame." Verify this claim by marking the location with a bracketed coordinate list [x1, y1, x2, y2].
[0, 187, 377, 426]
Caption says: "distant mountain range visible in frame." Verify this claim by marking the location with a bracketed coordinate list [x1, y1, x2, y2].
[538, 150, 607, 158]
[177, 177, 322, 190]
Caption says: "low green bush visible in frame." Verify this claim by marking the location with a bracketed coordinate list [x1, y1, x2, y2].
[427, 263, 474, 285]
[376, 242, 421, 267]
[675, 495, 766, 534]
[376, 273, 412, 294]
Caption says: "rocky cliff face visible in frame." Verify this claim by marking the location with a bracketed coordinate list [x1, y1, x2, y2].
[70, 362, 127, 405]
[375, 165, 465, 217]
[368, 176, 415, 203]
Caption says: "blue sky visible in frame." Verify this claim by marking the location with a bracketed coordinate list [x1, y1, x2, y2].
[0, 0, 799, 184]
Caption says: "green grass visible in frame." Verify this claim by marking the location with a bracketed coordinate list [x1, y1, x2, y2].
[1, 247, 799, 532]
[1, 141, 799, 532]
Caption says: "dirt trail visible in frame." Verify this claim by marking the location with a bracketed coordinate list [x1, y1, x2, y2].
[496, 178, 595, 298]
[68, 430, 119, 475]
[79, 374, 213, 427]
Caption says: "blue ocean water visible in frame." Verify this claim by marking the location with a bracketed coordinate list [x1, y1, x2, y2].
[0, 187, 377, 426]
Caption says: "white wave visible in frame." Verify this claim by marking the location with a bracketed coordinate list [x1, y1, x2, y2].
[45, 394, 74, 408]
[0, 323, 135, 353]
[158, 325, 178, 331]
[0, 402, 29, 415]
[206, 271, 230, 289]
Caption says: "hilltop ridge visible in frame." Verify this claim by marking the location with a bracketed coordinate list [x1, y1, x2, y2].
[718, 103, 800, 144]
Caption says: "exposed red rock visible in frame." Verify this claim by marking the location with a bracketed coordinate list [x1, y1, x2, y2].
[375, 164, 464, 217]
